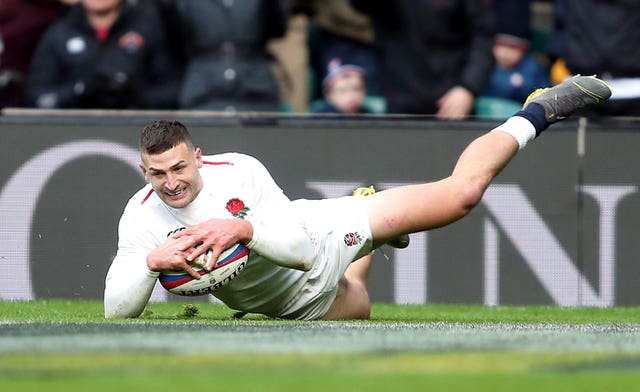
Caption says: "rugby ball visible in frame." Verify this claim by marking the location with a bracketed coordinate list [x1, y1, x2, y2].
[159, 243, 250, 296]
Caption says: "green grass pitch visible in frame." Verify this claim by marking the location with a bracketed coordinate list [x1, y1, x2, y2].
[2, 300, 640, 391]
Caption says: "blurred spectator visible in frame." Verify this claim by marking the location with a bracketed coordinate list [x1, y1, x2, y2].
[483, 0, 549, 103]
[268, 13, 310, 112]
[26, 0, 180, 109]
[155, 0, 188, 69]
[0, 0, 61, 108]
[312, 60, 370, 114]
[294, 0, 382, 100]
[350, 0, 495, 119]
[550, 0, 640, 117]
[171, 0, 288, 112]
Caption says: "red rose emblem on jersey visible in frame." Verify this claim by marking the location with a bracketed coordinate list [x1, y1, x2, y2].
[343, 232, 363, 246]
[226, 198, 244, 214]
[226, 198, 250, 218]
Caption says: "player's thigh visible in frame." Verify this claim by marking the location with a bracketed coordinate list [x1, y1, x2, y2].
[363, 179, 466, 242]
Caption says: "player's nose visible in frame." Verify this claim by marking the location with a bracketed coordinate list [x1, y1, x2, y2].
[165, 173, 179, 190]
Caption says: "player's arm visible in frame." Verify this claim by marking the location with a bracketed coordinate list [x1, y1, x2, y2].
[105, 233, 205, 319]
[174, 213, 314, 272]
[104, 206, 164, 319]
[243, 154, 315, 270]
[104, 248, 158, 319]
[174, 153, 315, 271]
[245, 200, 315, 271]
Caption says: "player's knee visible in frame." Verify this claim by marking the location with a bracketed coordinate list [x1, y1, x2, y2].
[454, 175, 491, 217]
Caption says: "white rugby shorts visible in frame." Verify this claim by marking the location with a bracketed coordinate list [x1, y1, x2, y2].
[278, 196, 373, 319]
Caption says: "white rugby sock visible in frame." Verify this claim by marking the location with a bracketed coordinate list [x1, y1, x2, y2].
[491, 116, 537, 150]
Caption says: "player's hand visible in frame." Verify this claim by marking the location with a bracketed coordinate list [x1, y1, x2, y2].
[436, 86, 474, 120]
[171, 218, 253, 271]
[147, 236, 202, 279]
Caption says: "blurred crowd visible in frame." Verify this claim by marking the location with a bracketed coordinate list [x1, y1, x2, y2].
[1, 0, 639, 118]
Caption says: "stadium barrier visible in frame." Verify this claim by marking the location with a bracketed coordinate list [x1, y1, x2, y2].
[1, 109, 639, 306]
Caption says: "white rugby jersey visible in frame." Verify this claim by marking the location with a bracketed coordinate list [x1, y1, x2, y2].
[104, 152, 319, 318]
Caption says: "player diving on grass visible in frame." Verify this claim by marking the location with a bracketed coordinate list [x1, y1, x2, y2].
[104, 76, 612, 320]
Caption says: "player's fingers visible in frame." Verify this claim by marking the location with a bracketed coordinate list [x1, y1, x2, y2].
[205, 247, 224, 272]
[172, 226, 204, 240]
[175, 235, 196, 251]
[185, 241, 211, 262]
[170, 228, 189, 238]
[183, 263, 201, 280]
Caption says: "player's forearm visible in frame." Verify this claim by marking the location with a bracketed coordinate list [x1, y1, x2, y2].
[247, 222, 315, 271]
[103, 261, 159, 319]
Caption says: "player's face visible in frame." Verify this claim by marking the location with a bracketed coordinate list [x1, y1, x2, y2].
[140, 143, 204, 209]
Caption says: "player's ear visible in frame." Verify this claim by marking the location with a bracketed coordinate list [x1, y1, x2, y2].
[139, 163, 148, 181]
[195, 147, 203, 168]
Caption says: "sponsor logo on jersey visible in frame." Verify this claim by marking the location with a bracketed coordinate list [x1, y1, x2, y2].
[166, 227, 187, 237]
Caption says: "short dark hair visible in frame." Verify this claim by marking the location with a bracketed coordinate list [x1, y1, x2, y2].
[140, 120, 194, 154]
